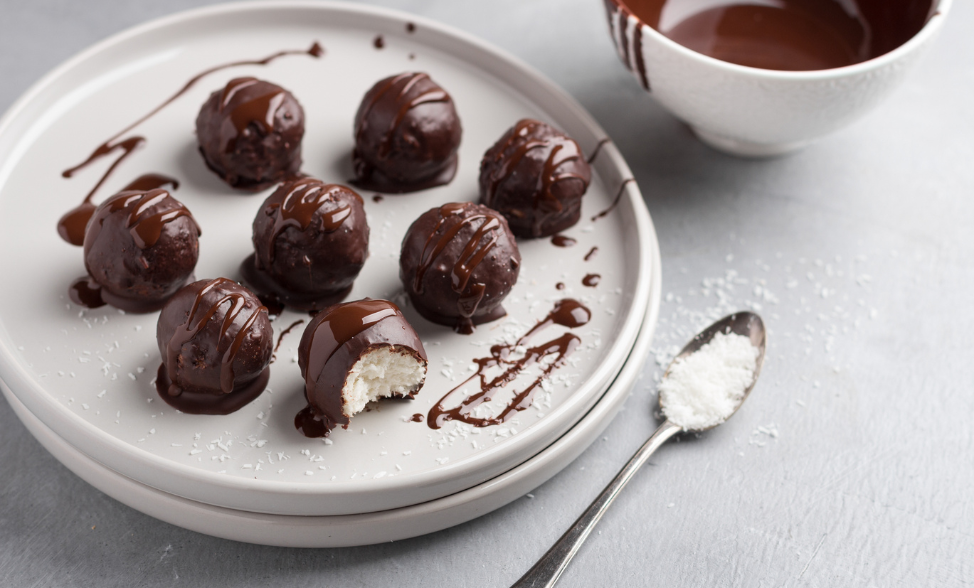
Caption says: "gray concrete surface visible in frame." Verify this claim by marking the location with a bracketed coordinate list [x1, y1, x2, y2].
[2, 0, 972, 586]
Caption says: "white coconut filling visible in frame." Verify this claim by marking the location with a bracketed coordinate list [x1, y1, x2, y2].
[341, 347, 427, 418]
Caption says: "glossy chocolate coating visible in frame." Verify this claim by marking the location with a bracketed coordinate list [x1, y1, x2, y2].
[479, 119, 591, 238]
[243, 178, 369, 311]
[155, 278, 272, 414]
[296, 299, 427, 437]
[352, 72, 462, 193]
[399, 202, 520, 334]
[82, 188, 200, 312]
[196, 77, 304, 191]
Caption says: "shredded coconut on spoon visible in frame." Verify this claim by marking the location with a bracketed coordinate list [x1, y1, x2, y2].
[659, 331, 759, 431]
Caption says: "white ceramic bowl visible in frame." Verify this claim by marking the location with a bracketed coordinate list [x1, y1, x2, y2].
[602, 0, 952, 157]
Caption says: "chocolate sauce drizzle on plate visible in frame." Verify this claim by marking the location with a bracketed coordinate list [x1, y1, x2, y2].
[271, 319, 305, 363]
[373, 35, 385, 49]
[591, 178, 635, 221]
[582, 273, 601, 287]
[57, 42, 323, 246]
[587, 138, 611, 164]
[584, 246, 599, 261]
[426, 298, 591, 429]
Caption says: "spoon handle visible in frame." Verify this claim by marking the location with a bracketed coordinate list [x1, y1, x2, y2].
[510, 419, 682, 588]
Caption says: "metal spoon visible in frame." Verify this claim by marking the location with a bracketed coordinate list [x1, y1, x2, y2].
[511, 312, 767, 588]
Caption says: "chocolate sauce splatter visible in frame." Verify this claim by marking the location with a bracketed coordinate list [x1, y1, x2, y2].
[372, 194, 384, 203]
[556, 282, 566, 291]
[271, 319, 305, 363]
[584, 246, 599, 261]
[374, 35, 385, 49]
[57, 42, 323, 246]
[587, 138, 611, 164]
[582, 273, 601, 287]
[406, 22, 416, 33]
[551, 234, 576, 247]
[426, 299, 590, 429]
[68, 277, 106, 309]
[410, 413, 424, 422]
[591, 178, 635, 222]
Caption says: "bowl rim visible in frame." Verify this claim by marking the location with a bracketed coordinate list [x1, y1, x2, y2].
[608, 0, 953, 80]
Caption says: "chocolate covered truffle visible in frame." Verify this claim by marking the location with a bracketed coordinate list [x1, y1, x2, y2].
[479, 119, 591, 238]
[242, 177, 369, 312]
[399, 202, 520, 334]
[77, 188, 200, 313]
[295, 299, 428, 437]
[352, 72, 462, 193]
[155, 278, 273, 415]
[196, 77, 304, 191]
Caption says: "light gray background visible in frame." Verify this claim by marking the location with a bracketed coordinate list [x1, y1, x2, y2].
[2, 0, 972, 586]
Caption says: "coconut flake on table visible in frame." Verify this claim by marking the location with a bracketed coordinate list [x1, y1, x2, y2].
[659, 331, 758, 431]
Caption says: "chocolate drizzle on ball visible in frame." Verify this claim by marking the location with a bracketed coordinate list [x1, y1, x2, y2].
[425, 299, 591, 429]
[76, 188, 201, 312]
[155, 278, 272, 415]
[400, 202, 520, 334]
[295, 299, 427, 437]
[196, 77, 305, 191]
[57, 42, 323, 245]
[352, 72, 462, 193]
[480, 119, 591, 238]
[242, 177, 369, 312]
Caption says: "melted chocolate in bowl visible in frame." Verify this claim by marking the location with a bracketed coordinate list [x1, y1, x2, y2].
[621, 0, 935, 71]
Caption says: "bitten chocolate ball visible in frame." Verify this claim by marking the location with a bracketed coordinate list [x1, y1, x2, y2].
[81, 188, 200, 313]
[242, 177, 369, 312]
[155, 278, 273, 415]
[295, 299, 428, 437]
[479, 119, 591, 238]
[352, 72, 462, 193]
[399, 202, 520, 334]
[196, 77, 304, 191]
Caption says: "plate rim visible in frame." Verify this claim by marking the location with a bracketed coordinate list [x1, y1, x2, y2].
[0, 0, 655, 513]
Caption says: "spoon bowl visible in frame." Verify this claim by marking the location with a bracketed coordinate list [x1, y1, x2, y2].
[660, 311, 767, 433]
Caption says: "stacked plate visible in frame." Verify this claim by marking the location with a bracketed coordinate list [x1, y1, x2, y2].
[0, 1, 661, 547]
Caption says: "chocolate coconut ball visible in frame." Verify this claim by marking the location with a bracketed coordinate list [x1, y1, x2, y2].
[399, 202, 520, 334]
[352, 72, 462, 193]
[81, 188, 200, 313]
[242, 177, 369, 312]
[155, 278, 273, 415]
[196, 77, 304, 191]
[295, 299, 428, 437]
[479, 119, 591, 238]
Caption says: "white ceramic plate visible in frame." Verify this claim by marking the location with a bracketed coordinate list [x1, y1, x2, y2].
[0, 1, 655, 516]
[1, 260, 660, 547]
